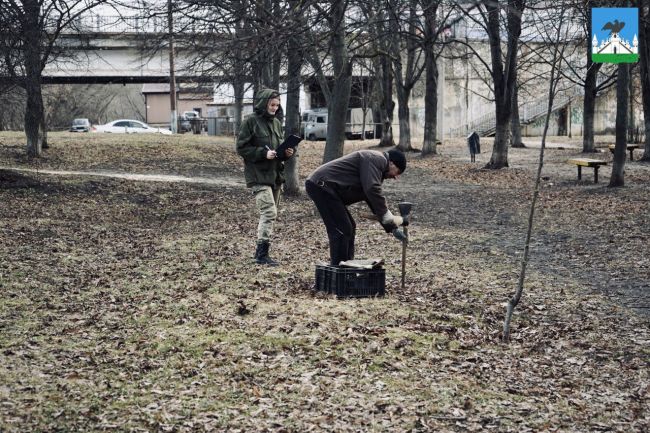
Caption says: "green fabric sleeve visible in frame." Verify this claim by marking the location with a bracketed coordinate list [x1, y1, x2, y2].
[236, 118, 266, 162]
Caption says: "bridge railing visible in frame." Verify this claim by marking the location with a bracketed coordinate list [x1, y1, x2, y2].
[62, 13, 205, 34]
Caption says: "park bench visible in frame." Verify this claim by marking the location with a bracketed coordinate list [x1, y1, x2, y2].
[567, 158, 607, 184]
[608, 144, 639, 161]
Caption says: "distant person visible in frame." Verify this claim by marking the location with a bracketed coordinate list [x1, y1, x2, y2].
[236, 88, 295, 266]
[305, 149, 408, 266]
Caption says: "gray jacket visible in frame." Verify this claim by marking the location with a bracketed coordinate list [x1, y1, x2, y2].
[307, 150, 390, 219]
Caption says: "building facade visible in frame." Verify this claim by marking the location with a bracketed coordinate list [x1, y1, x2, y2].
[142, 83, 214, 126]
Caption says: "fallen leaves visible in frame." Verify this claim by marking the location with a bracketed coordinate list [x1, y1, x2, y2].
[0, 133, 649, 431]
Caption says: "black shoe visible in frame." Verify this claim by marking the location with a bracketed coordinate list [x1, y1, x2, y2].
[255, 241, 279, 266]
[254, 242, 264, 260]
[256, 255, 279, 266]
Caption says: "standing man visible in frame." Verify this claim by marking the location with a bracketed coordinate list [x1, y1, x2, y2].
[305, 149, 408, 266]
[237, 88, 295, 266]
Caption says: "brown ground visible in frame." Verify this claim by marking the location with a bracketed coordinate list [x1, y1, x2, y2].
[403, 135, 650, 315]
[0, 131, 648, 432]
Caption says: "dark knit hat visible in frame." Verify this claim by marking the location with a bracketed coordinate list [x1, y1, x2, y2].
[387, 149, 407, 173]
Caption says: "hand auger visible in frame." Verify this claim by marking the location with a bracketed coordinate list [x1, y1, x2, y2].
[398, 202, 413, 290]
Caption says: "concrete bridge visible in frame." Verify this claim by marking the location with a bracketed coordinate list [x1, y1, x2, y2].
[41, 13, 207, 84]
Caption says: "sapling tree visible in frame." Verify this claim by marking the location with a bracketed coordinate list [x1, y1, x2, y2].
[503, 2, 575, 342]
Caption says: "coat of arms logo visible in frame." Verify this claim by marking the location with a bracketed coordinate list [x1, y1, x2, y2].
[591, 8, 639, 64]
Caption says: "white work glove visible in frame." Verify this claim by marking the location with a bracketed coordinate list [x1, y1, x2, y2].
[381, 211, 403, 226]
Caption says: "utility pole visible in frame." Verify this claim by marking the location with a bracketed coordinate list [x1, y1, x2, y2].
[168, 0, 177, 133]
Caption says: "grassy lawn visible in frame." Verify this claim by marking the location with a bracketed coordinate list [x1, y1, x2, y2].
[1, 131, 649, 432]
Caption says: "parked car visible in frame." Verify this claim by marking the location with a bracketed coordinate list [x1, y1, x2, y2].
[179, 115, 192, 133]
[181, 111, 205, 133]
[299, 108, 326, 138]
[303, 110, 328, 141]
[91, 119, 172, 135]
[70, 118, 91, 132]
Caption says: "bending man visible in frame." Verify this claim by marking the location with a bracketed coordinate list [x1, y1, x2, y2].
[305, 149, 408, 266]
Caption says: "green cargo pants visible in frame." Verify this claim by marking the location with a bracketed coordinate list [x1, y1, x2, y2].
[252, 185, 281, 242]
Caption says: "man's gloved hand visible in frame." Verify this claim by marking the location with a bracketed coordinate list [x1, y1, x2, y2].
[382, 211, 405, 230]
[392, 228, 407, 242]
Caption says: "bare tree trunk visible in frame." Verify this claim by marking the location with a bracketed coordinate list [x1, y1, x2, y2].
[23, 0, 44, 157]
[640, 0, 650, 161]
[582, 66, 601, 153]
[321, 1, 351, 163]
[252, 0, 274, 91]
[395, 85, 412, 152]
[40, 114, 48, 149]
[422, 56, 439, 156]
[324, 71, 352, 162]
[628, 66, 635, 143]
[283, 19, 302, 196]
[609, 63, 629, 187]
[511, 84, 524, 148]
[421, 0, 439, 157]
[25, 79, 43, 157]
[24, 74, 44, 157]
[233, 78, 244, 134]
[168, 0, 178, 134]
[232, 8, 246, 135]
[361, 1, 394, 147]
[390, 0, 421, 152]
[484, 0, 524, 169]
[583, 6, 601, 153]
[379, 56, 395, 147]
[271, 1, 282, 91]
[489, 120, 510, 168]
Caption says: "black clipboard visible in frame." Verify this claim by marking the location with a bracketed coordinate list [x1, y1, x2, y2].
[276, 134, 302, 159]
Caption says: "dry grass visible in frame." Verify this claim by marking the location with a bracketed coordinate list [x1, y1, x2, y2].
[0, 132, 649, 432]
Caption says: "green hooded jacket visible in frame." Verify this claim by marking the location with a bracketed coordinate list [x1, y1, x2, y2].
[236, 88, 285, 188]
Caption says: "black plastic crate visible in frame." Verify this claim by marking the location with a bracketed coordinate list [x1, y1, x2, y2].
[315, 264, 335, 294]
[315, 264, 385, 298]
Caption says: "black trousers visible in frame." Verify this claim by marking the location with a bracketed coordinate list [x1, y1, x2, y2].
[305, 179, 356, 266]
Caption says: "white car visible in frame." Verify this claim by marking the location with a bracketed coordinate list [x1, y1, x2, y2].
[92, 119, 172, 135]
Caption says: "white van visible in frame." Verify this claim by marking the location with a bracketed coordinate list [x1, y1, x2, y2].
[183, 110, 200, 120]
[303, 109, 328, 140]
[303, 108, 374, 141]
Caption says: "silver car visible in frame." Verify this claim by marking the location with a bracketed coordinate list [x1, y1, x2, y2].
[70, 118, 91, 132]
